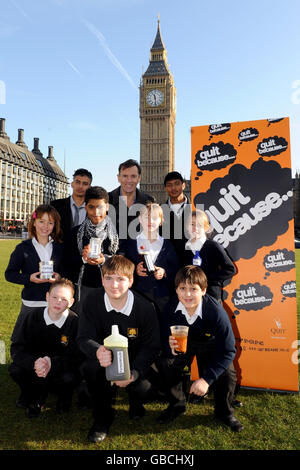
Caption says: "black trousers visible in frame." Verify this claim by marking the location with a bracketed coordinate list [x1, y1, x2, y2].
[81, 358, 154, 426]
[156, 346, 237, 419]
[9, 363, 80, 404]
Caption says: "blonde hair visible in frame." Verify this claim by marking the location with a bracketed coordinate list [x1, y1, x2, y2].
[139, 202, 164, 224]
[102, 255, 135, 279]
[190, 209, 212, 234]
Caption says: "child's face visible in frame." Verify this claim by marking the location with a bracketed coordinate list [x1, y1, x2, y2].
[139, 208, 162, 234]
[176, 282, 206, 312]
[85, 198, 108, 225]
[34, 213, 55, 239]
[187, 215, 205, 239]
[102, 272, 133, 301]
[46, 286, 74, 316]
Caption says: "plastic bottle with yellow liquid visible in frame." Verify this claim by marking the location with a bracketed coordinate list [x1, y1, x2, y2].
[103, 325, 131, 381]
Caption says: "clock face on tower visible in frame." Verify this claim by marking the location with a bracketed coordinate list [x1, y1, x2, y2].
[146, 89, 164, 107]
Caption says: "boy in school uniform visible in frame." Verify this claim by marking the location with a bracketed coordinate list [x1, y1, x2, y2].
[9, 279, 83, 418]
[157, 265, 244, 432]
[77, 255, 161, 444]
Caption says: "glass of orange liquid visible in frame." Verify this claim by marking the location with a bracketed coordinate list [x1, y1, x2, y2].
[170, 325, 189, 354]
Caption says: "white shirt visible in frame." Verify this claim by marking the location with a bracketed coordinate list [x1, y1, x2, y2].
[168, 196, 187, 218]
[104, 289, 134, 316]
[22, 237, 53, 308]
[32, 236, 53, 262]
[175, 299, 203, 325]
[70, 196, 86, 226]
[136, 232, 164, 264]
[43, 306, 69, 328]
[185, 234, 207, 255]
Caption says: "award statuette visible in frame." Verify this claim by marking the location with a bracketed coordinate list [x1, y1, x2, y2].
[39, 261, 54, 279]
[89, 237, 102, 259]
[139, 245, 155, 274]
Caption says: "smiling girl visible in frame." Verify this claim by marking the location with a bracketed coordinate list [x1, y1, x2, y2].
[5, 205, 64, 339]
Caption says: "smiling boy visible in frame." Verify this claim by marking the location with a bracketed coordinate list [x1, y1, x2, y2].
[77, 255, 161, 444]
[62, 186, 119, 314]
[157, 265, 243, 432]
[9, 279, 83, 418]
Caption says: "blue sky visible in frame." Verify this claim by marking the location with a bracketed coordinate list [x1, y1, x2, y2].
[1, 0, 300, 192]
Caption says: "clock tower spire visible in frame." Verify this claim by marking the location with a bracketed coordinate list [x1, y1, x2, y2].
[139, 20, 176, 203]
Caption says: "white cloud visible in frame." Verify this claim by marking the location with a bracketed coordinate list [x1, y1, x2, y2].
[82, 19, 137, 91]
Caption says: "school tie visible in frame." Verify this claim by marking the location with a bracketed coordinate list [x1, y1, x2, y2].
[73, 205, 80, 227]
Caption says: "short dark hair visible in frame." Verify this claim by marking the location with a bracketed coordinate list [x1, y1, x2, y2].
[175, 266, 208, 290]
[164, 171, 184, 186]
[73, 168, 93, 182]
[48, 278, 75, 297]
[118, 159, 141, 175]
[84, 186, 109, 204]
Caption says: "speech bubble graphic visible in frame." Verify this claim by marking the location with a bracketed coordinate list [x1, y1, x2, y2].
[238, 127, 259, 145]
[208, 123, 231, 140]
[257, 136, 288, 157]
[267, 118, 284, 126]
[194, 141, 237, 177]
[263, 249, 295, 273]
[194, 158, 293, 261]
[281, 280, 296, 299]
[231, 283, 273, 311]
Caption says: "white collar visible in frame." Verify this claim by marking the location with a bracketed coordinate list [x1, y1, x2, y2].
[43, 307, 69, 328]
[32, 236, 53, 247]
[137, 231, 163, 245]
[185, 235, 207, 253]
[104, 290, 134, 316]
[175, 299, 203, 325]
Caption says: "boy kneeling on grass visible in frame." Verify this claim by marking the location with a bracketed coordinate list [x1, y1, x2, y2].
[77, 255, 161, 444]
[9, 278, 84, 418]
[157, 265, 244, 432]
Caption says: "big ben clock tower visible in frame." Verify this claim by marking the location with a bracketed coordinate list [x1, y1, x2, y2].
[139, 20, 176, 203]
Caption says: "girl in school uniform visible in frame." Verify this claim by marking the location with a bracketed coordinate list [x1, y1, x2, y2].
[5, 204, 64, 339]
[124, 202, 179, 315]
[183, 209, 236, 302]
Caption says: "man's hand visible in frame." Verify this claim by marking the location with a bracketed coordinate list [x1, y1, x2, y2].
[96, 345, 112, 367]
[190, 378, 209, 397]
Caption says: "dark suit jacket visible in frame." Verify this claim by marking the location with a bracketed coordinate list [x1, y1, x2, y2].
[183, 239, 236, 301]
[5, 239, 64, 301]
[51, 196, 73, 241]
[160, 196, 191, 267]
[108, 186, 154, 243]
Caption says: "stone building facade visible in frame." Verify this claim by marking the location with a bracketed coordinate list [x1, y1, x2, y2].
[0, 118, 68, 229]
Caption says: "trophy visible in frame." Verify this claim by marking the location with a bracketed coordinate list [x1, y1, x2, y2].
[89, 237, 102, 259]
[39, 261, 54, 279]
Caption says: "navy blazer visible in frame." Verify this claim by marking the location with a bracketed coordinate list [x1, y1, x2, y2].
[5, 239, 64, 302]
[124, 238, 179, 298]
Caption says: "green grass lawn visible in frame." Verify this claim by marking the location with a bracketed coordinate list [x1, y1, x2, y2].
[0, 240, 299, 451]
